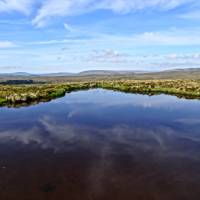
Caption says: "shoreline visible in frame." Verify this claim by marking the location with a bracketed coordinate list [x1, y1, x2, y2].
[0, 80, 200, 107]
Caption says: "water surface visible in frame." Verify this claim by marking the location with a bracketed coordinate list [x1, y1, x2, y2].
[0, 89, 200, 200]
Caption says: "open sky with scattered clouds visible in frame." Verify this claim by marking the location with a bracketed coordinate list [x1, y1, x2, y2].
[0, 0, 200, 73]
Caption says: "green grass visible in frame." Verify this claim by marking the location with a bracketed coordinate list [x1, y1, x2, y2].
[48, 88, 66, 98]
[0, 98, 7, 105]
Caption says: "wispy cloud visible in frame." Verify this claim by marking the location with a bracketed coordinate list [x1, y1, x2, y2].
[1, 1, 200, 72]
[86, 49, 130, 63]
[0, 40, 17, 48]
[0, 66, 22, 70]
[23, 28, 200, 46]
[64, 23, 77, 32]
[166, 53, 200, 60]
[179, 10, 200, 19]
[0, 0, 198, 27]
[0, 0, 34, 15]
[31, 0, 196, 27]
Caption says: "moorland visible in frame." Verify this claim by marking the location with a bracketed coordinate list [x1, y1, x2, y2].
[1, 69, 200, 107]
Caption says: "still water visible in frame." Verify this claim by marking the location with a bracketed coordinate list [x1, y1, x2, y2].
[0, 89, 200, 200]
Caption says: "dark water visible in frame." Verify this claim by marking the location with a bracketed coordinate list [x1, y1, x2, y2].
[0, 89, 200, 200]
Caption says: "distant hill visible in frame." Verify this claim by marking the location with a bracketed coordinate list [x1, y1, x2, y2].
[0, 72, 75, 77]
[78, 70, 147, 76]
[1, 68, 200, 81]
[79, 70, 120, 76]
[41, 72, 75, 77]
[0, 72, 32, 76]
[0, 70, 145, 77]
[163, 68, 200, 72]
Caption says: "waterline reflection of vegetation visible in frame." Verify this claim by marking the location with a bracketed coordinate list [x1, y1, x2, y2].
[0, 80, 200, 107]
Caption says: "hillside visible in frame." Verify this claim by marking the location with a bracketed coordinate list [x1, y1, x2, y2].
[0, 68, 200, 83]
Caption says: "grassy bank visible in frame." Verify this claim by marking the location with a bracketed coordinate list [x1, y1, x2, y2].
[0, 80, 200, 107]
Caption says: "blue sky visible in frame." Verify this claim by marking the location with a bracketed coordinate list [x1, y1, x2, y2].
[0, 0, 200, 73]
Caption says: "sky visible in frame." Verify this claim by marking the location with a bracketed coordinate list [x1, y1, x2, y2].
[0, 0, 200, 73]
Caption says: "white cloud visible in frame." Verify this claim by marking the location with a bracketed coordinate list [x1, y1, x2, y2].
[64, 23, 76, 32]
[97, 30, 200, 46]
[32, 0, 196, 27]
[179, 10, 200, 19]
[0, 66, 21, 70]
[25, 28, 200, 46]
[2, 26, 200, 72]
[86, 49, 129, 63]
[0, 0, 198, 27]
[0, 41, 17, 48]
[131, 31, 200, 45]
[166, 53, 200, 59]
[0, 0, 34, 15]
[27, 39, 71, 45]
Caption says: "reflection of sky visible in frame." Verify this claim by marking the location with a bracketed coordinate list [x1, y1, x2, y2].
[61, 89, 200, 109]
[0, 89, 200, 158]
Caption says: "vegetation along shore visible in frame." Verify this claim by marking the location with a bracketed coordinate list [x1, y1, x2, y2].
[0, 79, 200, 107]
